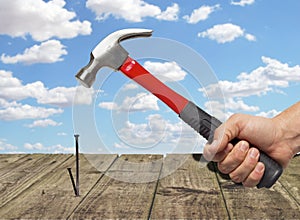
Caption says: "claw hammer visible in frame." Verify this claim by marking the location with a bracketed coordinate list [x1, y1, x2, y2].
[75, 28, 282, 188]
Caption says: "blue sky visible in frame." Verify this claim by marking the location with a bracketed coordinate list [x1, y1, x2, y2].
[0, 0, 299, 154]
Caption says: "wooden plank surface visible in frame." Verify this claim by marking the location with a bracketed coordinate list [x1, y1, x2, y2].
[216, 155, 300, 219]
[0, 154, 71, 207]
[150, 154, 229, 219]
[70, 154, 163, 219]
[279, 155, 300, 205]
[0, 154, 299, 219]
[0, 154, 117, 219]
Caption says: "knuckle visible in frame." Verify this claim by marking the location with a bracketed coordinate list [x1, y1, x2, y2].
[218, 163, 229, 174]
[229, 172, 243, 183]
[242, 176, 259, 188]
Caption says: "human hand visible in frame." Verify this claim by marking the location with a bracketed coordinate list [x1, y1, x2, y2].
[203, 113, 297, 187]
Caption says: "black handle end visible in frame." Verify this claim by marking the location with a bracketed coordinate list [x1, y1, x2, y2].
[256, 151, 283, 188]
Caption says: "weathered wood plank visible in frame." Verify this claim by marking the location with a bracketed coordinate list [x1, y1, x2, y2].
[150, 154, 229, 219]
[0, 154, 27, 171]
[0, 154, 71, 207]
[279, 155, 300, 205]
[70, 154, 163, 219]
[216, 157, 300, 219]
[0, 154, 117, 219]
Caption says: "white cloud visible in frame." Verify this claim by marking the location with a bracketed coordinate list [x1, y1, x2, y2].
[57, 132, 67, 136]
[115, 114, 204, 150]
[0, 98, 19, 108]
[198, 23, 256, 43]
[24, 142, 44, 150]
[183, 4, 220, 24]
[201, 56, 300, 99]
[156, 3, 179, 21]
[24, 142, 73, 153]
[98, 102, 118, 110]
[0, 104, 63, 121]
[256, 109, 281, 118]
[25, 119, 62, 128]
[203, 98, 259, 121]
[119, 92, 159, 112]
[37, 85, 95, 107]
[1, 40, 67, 65]
[99, 92, 159, 112]
[0, 70, 22, 88]
[0, 70, 95, 107]
[52, 144, 74, 154]
[0, 0, 92, 41]
[231, 0, 255, 7]
[86, 0, 179, 22]
[0, 138, 18, 151]
[245, 33, 256, 41]
[122, 83, 139, 91]
[200, 57, 300, 117]
[143, 61, 187, 82]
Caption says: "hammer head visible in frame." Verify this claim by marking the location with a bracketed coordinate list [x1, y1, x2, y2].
[76, 28, 153, 88]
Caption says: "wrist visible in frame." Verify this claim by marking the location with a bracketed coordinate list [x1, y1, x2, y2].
[273, 109, 300, 156]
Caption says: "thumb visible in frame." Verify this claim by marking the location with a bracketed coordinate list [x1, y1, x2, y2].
[203, 114, 244, 160]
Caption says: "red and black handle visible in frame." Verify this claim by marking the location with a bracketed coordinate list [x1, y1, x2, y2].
[120, 56, 283, 188]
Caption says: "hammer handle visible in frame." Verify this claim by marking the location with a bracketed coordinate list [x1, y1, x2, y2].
[179, 101, 283, 188]
[120, 57, 189, 114]
[120, 57, 283, 188]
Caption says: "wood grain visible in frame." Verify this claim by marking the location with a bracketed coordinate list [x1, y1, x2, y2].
[0, 154, 117, 219]
[216, 156, 300, 219]
[279, 155, 300, 205]
[0, 154, 71, 207]
[70, 154, 163, 219]
[150, 154, 229, 219]
[0, 154, 299, 219]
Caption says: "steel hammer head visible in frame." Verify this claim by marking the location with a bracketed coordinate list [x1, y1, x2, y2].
[75, 28, 153, 88]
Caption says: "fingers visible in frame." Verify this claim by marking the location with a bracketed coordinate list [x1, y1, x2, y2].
[217, 142, 265, 187]
[203, 140, 232, 161]
[218, 141, 249, 174]
[242, 162, 265, 187]
[203, 114, 245, 162]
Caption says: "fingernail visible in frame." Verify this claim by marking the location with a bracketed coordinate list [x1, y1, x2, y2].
[204, 140, 219, 161]
[255, 163, 264, 173]
[239, 141, 248, 152]
[250, 148, 259, 159]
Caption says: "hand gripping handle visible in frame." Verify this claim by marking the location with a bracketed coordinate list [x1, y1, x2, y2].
[179, 101, 283, 188]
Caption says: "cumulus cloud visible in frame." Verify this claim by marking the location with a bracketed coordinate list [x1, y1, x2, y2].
[0, 104, 63, 121]
[198, 23, 256, 43]
[115, 114, 204, 151]
[25, 119, 62, 128]
[183, 4, 220, 24]
[201, 56, 300, 99]
[37, 85, 95, 107]
[99, 92, 159, 112]
[1, 40, 67, 65]
[86, 0, 179, 22]
[24, 142, 73, 153]
[231, 0, 255, 7]
[122, 83, 139, 91]
[0, 70, 95, 107]
[256, 109, 281, 118]
[143, 61, 187, 82]
[200, 56, 300, 117]
[156, 3, 179, 21]
[0, 138, 18, 151]
[0, 0, 91, 41]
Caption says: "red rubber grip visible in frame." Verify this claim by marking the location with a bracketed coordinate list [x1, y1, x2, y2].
[120, 57, 189, 114]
